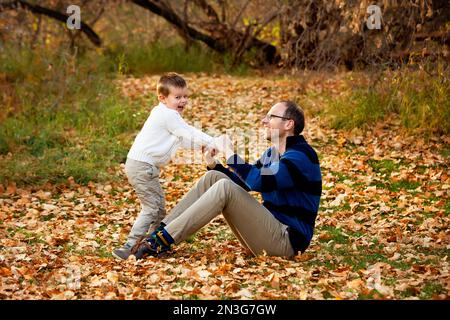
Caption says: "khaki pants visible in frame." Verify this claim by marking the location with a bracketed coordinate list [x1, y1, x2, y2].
[124, 158, 166, 248]
[163, 170, 295, 257]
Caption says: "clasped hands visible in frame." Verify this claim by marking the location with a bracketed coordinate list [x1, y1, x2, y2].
[202, 134, 234, 168]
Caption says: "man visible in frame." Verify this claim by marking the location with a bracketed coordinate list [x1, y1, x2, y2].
[130, 101, 322, 259]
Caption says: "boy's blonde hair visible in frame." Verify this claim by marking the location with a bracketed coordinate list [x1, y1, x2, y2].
[157, 73, 187, 97]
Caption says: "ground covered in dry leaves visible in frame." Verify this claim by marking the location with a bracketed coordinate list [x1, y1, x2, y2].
[0, 74, 448, 299]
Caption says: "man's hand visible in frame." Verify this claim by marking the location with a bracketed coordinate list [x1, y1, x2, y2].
[214, 135, 234, 159]
[204, 147, 218, 169]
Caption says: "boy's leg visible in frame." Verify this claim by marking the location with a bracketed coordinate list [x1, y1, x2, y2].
[163, 170, 230, 225]
[124, 160, 165, 248]
[165, 178, 295, 257]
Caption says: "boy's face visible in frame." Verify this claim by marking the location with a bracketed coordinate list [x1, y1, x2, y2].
[159, 85, 189, 113]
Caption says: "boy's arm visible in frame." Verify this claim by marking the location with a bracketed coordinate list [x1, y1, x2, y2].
[165, 112, 214, 149]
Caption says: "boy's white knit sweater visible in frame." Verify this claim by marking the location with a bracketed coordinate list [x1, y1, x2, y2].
[127, 102, 214, 167]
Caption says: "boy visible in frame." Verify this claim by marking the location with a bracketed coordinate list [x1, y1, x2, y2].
[112, 73, 216, 260]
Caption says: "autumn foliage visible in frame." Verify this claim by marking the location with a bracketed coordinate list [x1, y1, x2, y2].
[0, 75, 448, 299]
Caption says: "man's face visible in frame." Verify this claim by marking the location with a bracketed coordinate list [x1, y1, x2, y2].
[262, 102, 291, 141]
[159, 85, 189, 113]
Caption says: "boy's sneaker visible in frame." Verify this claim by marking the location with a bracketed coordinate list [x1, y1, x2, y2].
[112, 247, 132, 260]
[131, 228, 174, 260]
[113, 223, 167, 260]
[131, 237, 161, 259]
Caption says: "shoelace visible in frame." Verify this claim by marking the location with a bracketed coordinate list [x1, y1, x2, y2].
[130, 236, 149, 254]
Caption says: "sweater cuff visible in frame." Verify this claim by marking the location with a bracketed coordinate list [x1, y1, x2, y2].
[206, 159, 219, 170]
[226, 154, 245, 167]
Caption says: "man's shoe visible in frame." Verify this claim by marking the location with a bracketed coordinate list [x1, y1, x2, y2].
[112, 247, 132, 260]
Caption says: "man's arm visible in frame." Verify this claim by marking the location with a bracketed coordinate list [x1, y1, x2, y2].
[214, 134, 320, 194]
[207, 163, 251, 192]
[204, 147, 250, 191]
[227, 152, 321, 194]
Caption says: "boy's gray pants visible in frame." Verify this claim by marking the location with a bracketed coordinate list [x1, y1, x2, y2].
[124, 158, 165, 248]
[163, 170, 295, 257]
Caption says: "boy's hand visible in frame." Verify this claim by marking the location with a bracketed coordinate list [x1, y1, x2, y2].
[214, 135, 234, 159]
[204, 147, 218, 169]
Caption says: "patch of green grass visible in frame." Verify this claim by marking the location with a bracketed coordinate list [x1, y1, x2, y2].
[0, 46, 146, 186]
[357, 290, 382, 299]
[330, 202, 351, 212]
[318, 226, 350, 244]
[306, 255, 336, 270]
[415, 165, 428, 175]
[40, 213, 55, 222]
[413, 247, 449, 259]
[441, 145, 450, 158]
[331, 171, 351, 182]
[97, 247, 112, 258]
[388, 180, 421, 192]
[326, 63, 450, 136]
[13, 211, 26, 218]
[384, 278, 397, 286]
[106, 41, 249, 76]
[215, 228, 235, 242]
[322, 291, 334, 299]
[419, 282, 445, 299]
[398, 287, 418, 298]
[185, 233, 197, 244]
[14, 228, 47, 245]
[327, 88, 393, 130]
[367, 159, 401, 176]
[315, 240, 412, 272]
[368, 180, 389, 190]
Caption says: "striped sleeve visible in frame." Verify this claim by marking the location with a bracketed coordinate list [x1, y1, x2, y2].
[227, 151, 321, 194]
[207, 163, 250, 191]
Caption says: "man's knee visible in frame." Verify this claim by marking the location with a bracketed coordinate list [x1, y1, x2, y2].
[212, 178, 237, 196]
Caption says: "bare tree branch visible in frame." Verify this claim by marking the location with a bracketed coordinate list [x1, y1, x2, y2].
[131, 0, 279, 64]
[131, 0, 226, 52]
[0, 0, 102, 47]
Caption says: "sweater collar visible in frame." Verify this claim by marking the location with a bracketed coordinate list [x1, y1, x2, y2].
[158, 102, 179, 114]
[286, 135, 306, 148]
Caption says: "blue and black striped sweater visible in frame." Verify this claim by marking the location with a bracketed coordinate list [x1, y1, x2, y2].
[210, 135, 322, 253]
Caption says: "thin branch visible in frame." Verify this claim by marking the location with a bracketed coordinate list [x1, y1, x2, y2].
[0, 0, 102, 46]
[231, 0, 250, 30]
[192, 0, 220, 23]
[252, 7, 284, 40]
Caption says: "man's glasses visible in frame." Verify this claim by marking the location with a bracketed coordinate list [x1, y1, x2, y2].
[264, 114, 291, 121]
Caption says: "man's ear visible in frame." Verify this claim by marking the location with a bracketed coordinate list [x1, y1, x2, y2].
[285, 119, 295, 132]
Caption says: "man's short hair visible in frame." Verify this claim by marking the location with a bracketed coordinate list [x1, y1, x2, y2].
[157, 72, 187, 97]
[282, 101, 305, 135]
